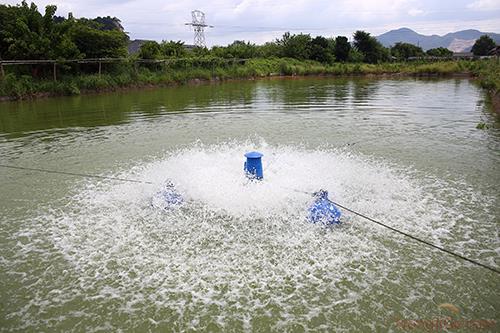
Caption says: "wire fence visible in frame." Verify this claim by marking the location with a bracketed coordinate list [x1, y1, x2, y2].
[0, 57, 249, 81]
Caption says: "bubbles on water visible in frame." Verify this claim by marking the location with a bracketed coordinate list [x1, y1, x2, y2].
[9, 140, 498, 331]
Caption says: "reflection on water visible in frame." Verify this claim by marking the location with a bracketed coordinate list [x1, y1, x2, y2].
[0, 82, 260, 136]
[0, 78, 498, 137]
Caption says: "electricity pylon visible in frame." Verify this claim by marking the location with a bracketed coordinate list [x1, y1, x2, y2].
[185, 10, 213, 47]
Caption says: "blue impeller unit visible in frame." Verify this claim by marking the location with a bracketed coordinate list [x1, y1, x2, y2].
[151, 181, 183, 210]
[308, 190, 342, 225]
[152, 152, 343, 228]
[244, 151, 264, 180]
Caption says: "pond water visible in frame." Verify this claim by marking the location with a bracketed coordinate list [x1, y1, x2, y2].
[0, 77, 499, 332]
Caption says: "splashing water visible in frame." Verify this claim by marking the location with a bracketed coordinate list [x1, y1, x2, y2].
[8, 141, 498, 331]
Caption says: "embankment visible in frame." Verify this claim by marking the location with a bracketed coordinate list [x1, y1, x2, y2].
[0, 58, 498, 114]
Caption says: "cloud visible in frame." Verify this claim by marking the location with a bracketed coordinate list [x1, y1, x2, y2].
[408, 8, 424, 16]
[467, 0, 500, 10]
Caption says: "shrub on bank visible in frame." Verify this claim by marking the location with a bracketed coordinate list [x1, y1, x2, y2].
[0, 59, 498, 100]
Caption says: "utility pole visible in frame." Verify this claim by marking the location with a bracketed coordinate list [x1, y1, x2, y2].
[185, 10, 213, 48]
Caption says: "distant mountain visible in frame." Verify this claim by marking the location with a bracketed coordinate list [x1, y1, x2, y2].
[376, 28, 500, 52]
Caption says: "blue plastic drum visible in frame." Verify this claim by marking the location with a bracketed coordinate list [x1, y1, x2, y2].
[244, 151, 264, 180]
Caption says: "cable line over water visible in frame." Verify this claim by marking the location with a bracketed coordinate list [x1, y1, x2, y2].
[330, 198, 500, 275]
[0, 164, 153, 184]
[1, 161, 498, 275]
[281, 185, 500, 276]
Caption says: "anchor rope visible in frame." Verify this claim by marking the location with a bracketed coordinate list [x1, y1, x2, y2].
[329, 198, 500, 275]
[281, 186, 500, 275]
[1, 163, 499, 275]
[0, 164, 153, 184]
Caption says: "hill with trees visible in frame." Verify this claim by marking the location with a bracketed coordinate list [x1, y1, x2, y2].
[376, 27, 500, 51]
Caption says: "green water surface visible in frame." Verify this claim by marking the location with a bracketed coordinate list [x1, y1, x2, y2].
[0, 77, 499, 332]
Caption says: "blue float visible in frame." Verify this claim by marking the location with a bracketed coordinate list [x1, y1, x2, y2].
[244, 151, 264, 180]
[151, 181, 183, 210]
[308, 190, 342, 225]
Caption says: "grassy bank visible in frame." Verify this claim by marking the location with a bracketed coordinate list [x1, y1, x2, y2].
[467, 59, 500, 114]
[0, 58, 498, 105]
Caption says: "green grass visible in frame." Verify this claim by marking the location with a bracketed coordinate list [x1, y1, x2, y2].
[1, 58, 499, 100]
[469, 59, 500, 91]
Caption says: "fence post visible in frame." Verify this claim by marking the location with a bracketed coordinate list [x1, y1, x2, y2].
[53, 62, 57, 81]
[0, 61, 4, 80]
[98, 59, 102, 77]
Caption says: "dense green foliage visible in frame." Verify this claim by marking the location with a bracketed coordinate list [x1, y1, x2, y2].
[353, 30, 389, 63]
[136, 40, 188, 60]
[309, 36, 335, 63]
[0, 1, 128, 60]
[212, 40, 258, 59]
[426, 47, 453, 57]
[1, 1, 499, 104]
[137, 41, 162, 59]
[334, 36, 351, 62]
[390, 42, 424, 60]
[2, 58, 498, 100]
[471, 35, 496, 56]
[277, 32, 313, 60]
[189, 30, 390, 65]
[469, 58, 500, 91]
[3, 1, 483, 68]
[70, 24, 128, 58]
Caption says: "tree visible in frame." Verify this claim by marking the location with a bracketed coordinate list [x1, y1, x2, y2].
[211, 40, 258, 59]
[390, 42, 424, 60]
[310, 36, 334, 63]
[191, 46, 210, 57]
[353, 30, 389, 63]
[70, 22, 128, 58]
[257, 42, 282, 58]
[138, 41, 162, 59]
[277, 32, 312, 60]
[426, 47, 453, 57]
[334, 36, 351, 62]
[92, 16, 124, 31]
[471, 35, 496, 56]
[0, 1, 81, 60]
[161, 40, 187, 58]
[348, 48, 364, 62]
[0, 1, 128, 60]
[0, 1, 48, 59]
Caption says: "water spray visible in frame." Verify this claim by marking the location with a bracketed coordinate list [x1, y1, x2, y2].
[241, 151, 341, 224]
[308, 189, 342, 225]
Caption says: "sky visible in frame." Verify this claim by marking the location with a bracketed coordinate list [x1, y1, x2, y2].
[4, 0, 500, 46]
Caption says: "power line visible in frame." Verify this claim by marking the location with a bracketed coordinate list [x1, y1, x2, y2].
[329, 198, 500, 275]
[0, 164, 153, 184]
[287, 187, 500, 275]
[1, 162, 498, 274]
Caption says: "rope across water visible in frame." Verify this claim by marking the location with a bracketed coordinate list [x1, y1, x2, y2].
[1, 162, 498, 275]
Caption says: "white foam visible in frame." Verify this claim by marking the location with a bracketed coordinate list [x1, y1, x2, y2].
[8, 140, 497, 331]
